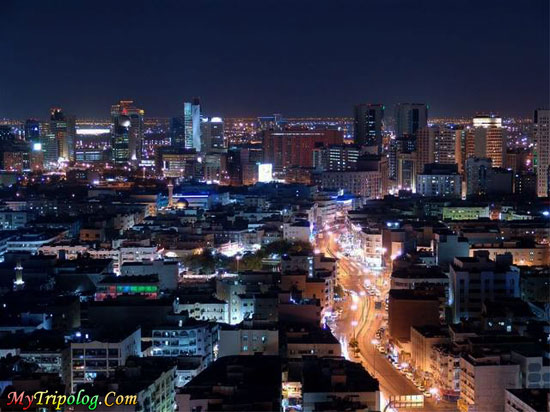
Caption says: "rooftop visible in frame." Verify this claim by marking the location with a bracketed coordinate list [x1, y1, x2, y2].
[506, 388, 549, 412]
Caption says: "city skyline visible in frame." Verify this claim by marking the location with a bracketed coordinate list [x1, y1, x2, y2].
[0, 2, 548, 411]
[1, 0, 549, 119]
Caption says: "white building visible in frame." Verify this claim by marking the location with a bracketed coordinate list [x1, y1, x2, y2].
[410, 326, 449, 375]
[67, 328, 141, 391]
[459, 352, 520, 412]
[174, 296, 229, 323]
[359, 228, 383, 266]
[7, 231, 67, 254]
[39, 244, 90, 259]
[151, 321, 218, 367]
[283, 221, 312, 243]
[430, 344, 461, 398]
[510, 349, 550, 389]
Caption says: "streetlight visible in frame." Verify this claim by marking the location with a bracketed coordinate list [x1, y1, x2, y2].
[236, 254, 241, 273]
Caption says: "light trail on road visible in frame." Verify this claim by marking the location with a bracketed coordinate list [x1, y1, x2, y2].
[317, 229, 458, 412]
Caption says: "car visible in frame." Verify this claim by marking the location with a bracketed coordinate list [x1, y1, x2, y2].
[418, 385, 425, 392]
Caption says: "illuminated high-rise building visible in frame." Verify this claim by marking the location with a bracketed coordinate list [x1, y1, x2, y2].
[354, 103, 384, 152]
[388, 136, 415, 180]
[435, 125, 463, 166]
[313, 144, 361, 171]
[533, 108, 550, 197]
[182, 98, 201, 151]
[201, 117, 226, 153]
[50, 108, 76, 161]
[263, 128, 343, 172]
[110, 100, 144, 164]
[466, 115, 504, 168]
[39, 121, 57, 168]
[415, 126, 436, 175]
[395, 103, 428, 138]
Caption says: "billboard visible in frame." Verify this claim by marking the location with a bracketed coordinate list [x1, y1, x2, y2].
[258, 163, 273, 183]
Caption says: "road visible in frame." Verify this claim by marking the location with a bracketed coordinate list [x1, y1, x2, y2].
[318, 229, 457, 412]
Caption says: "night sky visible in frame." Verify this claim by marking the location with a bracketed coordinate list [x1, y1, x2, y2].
[1, 0, 548, 119]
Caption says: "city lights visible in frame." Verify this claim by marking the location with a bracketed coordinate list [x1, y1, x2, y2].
[0, 2, 546, 410]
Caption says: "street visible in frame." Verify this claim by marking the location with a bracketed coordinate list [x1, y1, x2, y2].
[318, 228, 458, 412]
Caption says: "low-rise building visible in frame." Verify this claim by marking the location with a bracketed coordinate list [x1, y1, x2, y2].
[177, 355, 281, 412]
[410, 325, 449, 375]
[301, 356, 380, 412]
[283, 220, 312, 243]
[504, 388, 550, 412]
[450, 252, 520, 323]
[458, 351, 520, 412]
[66, 328, 141, 391]
[284, 324, 341, 358]
[218, 320, 279, 357]
[120, 260, 179, 290]
[174, 294, 228, 323]
[151, 320, 218, 366]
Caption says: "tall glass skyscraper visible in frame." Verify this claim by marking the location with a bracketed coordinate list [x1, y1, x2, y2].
[49, 108, 76, 162]
[110, 100, 144, 164]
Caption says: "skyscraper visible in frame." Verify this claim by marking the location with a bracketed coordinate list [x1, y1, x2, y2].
[201, 117, 226, 153]
[415, 126, 436, 175]
[50, 108, 76, 162]
[170, 116, 186, 149]
[182, 98, 202, 151]
[39, 121, 58, 168]
[467, 115, 504, 168]
[354, 103, 384, 152]
[110, 100, 144, 164]
[395, 103, 428, 138]
[534, 108, 550, 197]
[24, 119, 40, 143]
[435, 125, 462, 166]
[388, 136, 415, 180]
